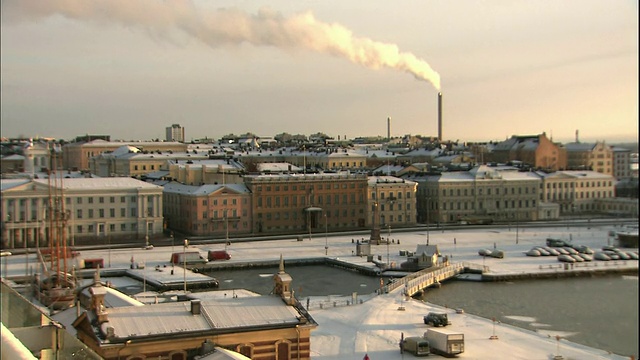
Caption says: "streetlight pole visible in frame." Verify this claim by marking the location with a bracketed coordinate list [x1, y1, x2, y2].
[324, 213, 328, 256]
[183, 239, 188, 293]
[225, 209, 229, 251]
[170, 232, 174, 272]
[426, 196, 430, 245]
[387, 225, 391, 267]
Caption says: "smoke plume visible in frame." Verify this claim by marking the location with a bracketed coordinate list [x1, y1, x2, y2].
[3, 0, 441, 90]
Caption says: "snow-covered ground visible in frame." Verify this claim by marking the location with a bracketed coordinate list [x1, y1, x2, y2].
[2, 219, 637, 359]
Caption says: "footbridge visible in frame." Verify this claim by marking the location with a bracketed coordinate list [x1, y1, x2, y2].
[384, 262, 484, 297]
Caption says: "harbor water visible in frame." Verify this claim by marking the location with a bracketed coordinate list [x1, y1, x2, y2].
[204, 265, 638, 358]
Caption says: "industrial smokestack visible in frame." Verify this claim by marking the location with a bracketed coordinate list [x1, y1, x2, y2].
[437, 92, 443, 142]
[387, 117, 391, 141]
[575, 129, 579, 143]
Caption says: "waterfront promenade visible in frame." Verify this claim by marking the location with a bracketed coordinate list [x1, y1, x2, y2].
[1, 220, 637, 359]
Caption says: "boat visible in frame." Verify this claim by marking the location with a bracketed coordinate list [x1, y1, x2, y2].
[593, 252, 611, 261]
[34, 146, 77, 311]
[557, 254, 576, 263]
[525, 249, 541, 257]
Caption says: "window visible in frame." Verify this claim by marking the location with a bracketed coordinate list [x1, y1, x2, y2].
[99, 197, 104, 203]
[88, 209, 94, 218]
[77, 198, 83, 204]
[110, 197, 115, 203]
[99, 209, 105, 218]
[88, 197, 94, 204]
[110, 209, 115, 217]
[121, 208, 126, 217]
[77, 209, 82, 219]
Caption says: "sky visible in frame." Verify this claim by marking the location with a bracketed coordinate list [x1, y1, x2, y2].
[1, 0, 638, 144]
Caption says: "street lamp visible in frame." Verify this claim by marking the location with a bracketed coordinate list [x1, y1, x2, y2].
[225, 209, 229, 251]
[426, 196, 430, 245]
[324, 213, 328, 256]
[183, 239, 188, 293]
[170, 232, 174, 272]
[387, 224, 391, 267]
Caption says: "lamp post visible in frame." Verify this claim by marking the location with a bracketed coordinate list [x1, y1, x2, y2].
[225, 209, 229, 251]
[170, 232, 174, 272]
[426, 196, 430, 245]
[324, 213, 328, 256]
[387, 224, 391, 267]
[183, 239, 188, 293]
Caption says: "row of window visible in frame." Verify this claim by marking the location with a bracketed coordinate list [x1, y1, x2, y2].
[438, 199, 536, 211]
[371, 191, 412, 200]
[4, 195, 155, 207]
[427, 186, 537, 197]
[256, 208, 364, 220]
[255, 182, 365, 192]
[256, 194, 365, 207]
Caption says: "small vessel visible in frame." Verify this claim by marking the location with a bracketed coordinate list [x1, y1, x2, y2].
[577, 253, 593, 262]
[593, 252, 611, 261]
[557, 254, 576, 263]
[525, 249, 541, 257]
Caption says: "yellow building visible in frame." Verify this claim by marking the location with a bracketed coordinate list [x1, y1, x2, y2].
[63, 140, 187, 172]
[1, 177, 163, 249]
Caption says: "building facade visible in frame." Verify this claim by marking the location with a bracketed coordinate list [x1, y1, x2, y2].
[565, 141, 614, 176]
[243, 173, 368, 235]
[166, 123, 185, 142]
[367, 176, 418, 239]
[489, 133, 567, 171]
[63, 140, 188, 171]
[162, 182, 253, 237]
[1, 177, 164, 249]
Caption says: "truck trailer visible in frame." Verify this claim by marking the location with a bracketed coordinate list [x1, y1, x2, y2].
[402, 336, 430, 356]
[423, 328, 464, 356]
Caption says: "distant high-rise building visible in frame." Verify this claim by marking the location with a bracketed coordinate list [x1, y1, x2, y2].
[166, 124, 185, 142]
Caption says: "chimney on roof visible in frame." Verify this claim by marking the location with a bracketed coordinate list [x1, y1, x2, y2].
[191, 299, 201, 315]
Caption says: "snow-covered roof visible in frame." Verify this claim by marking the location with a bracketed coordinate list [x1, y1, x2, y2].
[100, 296, 302, 338]
[162, 182, 250, 196]
[564, 142, 596, 152]
[0, 179, 30, 191]
[32, 177, 162, 190]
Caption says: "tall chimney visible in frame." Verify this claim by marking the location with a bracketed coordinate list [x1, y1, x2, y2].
[437, 92, 443, 142]
[575, 129, 579, 143]
[387, 117, 391, 141]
